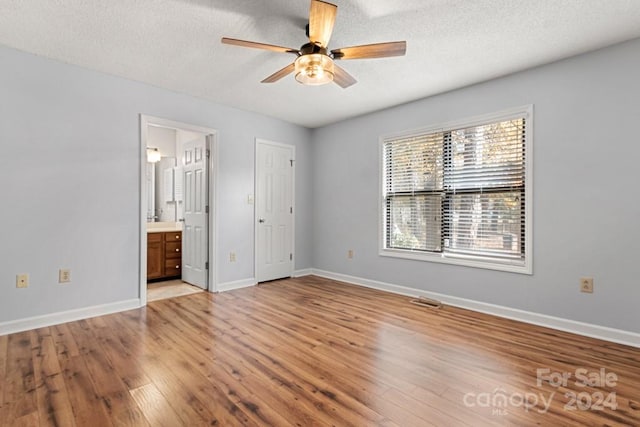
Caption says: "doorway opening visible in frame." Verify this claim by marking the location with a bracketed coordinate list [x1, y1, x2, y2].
[139, 115, 218, 305]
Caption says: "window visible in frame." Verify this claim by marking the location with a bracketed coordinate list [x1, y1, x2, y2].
[381, 106, 532, 274]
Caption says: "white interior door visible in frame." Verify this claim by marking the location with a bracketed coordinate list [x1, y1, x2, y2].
[256, 140, 294, 282]
[182, 136, 209, 289]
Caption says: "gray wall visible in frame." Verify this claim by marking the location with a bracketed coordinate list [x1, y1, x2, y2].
[2, 37, 639, 335]
[311, 38, 640, 333]
[0, 45, 312, 323]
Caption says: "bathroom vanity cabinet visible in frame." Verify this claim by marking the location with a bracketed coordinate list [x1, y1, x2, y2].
[147, 231, 182, 280]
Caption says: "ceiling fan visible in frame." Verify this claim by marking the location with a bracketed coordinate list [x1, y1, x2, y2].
[221, 0, 406, 88]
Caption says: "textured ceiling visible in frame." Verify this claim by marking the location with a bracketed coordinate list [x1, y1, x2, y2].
[2, 0, 640, 128]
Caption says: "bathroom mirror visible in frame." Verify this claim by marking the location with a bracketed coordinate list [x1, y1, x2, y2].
[145, 124, 205, 224]
[146, 157, 182, 222]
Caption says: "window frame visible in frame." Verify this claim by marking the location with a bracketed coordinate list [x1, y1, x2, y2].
[379, 105, 533, 274]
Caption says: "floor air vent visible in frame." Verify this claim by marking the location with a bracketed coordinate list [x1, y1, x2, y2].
[410, 296, 443, 309]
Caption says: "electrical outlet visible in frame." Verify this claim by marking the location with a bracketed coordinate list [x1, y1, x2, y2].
[347, 249, 354, 259]
[580, 277, 594, 293]
[16, 274, 29, 288]
[230, 252, 236, 262]
[59, 269, 71, 283]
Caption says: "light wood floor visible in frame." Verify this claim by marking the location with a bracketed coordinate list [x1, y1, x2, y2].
[1, 276, 639, 426]
[147, 279, 203, 302]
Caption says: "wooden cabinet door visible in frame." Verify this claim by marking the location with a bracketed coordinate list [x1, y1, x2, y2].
[147, 239, 163, 280]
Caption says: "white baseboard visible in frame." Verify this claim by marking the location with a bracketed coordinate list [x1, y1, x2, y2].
[293, 268, 313, 277]
[217, 271, 313, 292]
[217, 277, 256, 292]
[0, 298, 141, 336]
[312, 269, 640, 348]
[5, 271, 637, 348]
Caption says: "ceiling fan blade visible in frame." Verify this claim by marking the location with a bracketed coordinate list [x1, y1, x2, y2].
[332, 41, 407, 60]
[261, 63, 296, 83]
[332, 63, 357, 89]
[308, 0, 337, 48]
[221, 37, 299, 54]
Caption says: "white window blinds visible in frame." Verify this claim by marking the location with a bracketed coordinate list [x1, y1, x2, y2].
[384, 132, 443, 252]
[383, 111, 529, 269]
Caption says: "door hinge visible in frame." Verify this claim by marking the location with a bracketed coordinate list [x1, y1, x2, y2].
[206, 149, 210, 158]
[290, 206, 293, 214]
[205, 262, 209, 270]
[289, 253, 293, 261]
[290, 159, 294, 167]
[205, 205, 209, 214]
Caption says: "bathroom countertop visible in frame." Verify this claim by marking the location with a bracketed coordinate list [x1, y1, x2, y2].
[147, 222, 182, 233]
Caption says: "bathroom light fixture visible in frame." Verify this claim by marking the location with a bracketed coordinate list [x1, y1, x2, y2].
[146, 147, 161, 163]
[294, 53, 334, 86]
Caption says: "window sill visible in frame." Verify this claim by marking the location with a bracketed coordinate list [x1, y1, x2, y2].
[379, 248, 532, 275]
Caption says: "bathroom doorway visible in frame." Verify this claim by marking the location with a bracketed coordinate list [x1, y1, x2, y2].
[139, 115, 218, 305]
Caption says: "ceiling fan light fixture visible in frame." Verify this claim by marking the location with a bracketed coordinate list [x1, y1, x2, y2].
[294, 53, 334, 85]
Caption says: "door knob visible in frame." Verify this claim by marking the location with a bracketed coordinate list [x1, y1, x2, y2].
[258, 218, 265, 223]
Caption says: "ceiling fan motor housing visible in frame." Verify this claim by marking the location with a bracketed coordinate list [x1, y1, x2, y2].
[295, 44, 334, 85]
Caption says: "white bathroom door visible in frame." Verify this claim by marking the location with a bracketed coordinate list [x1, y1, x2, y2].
[182, 136, 209, 289]
[256, 140, 294, 282]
